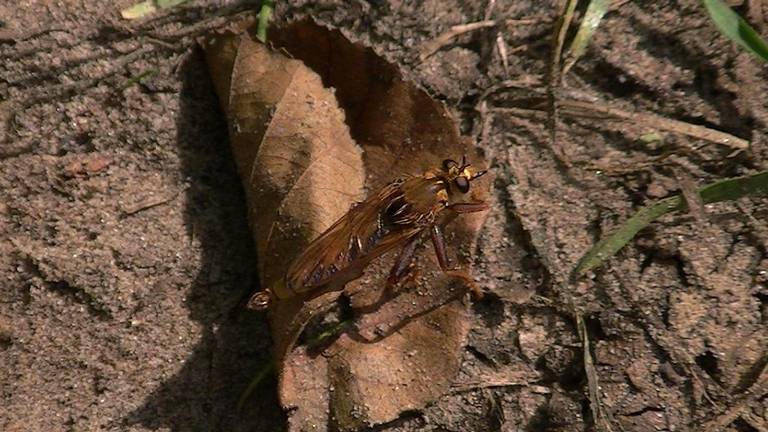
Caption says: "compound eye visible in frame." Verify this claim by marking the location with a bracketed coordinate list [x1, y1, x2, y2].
[454, 176, 470, 193]
[442, 159, 458, 171]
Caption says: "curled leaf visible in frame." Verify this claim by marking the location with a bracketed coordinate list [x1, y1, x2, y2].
[204, 20, 491, 431]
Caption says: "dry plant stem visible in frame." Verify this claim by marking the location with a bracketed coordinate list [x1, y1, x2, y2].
[483, 0, 508, 74]
[547, 0, 578, 165]
[587, 151, 677, 176]
[144, 10, 256, 43]
[419, 18, 541, 61]
[696, 362, 768, 431]
[450, 380, 533, 394]
[450, 365, 541, 393]
[476, 100, 493, 149]
[551, 0, 577, 71]
[558, 99, 750, 150]
[419, 20, 496, 60]
[492, 99, 750, 151]
[121, 192, 180, 216]
[742, 412, 768, 432]
[477, 77, 545, 103]
[484, 0, 496, 20]
[577, 314, 616, 432]
[496, 34, 510, 74]
[736, 201, 768, 239]
[22, 45, 155, 107]
[674, 168, 705, 220]
[0, 26, 68, 42]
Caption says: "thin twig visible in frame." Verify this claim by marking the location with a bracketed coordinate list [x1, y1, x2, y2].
[675, 168, 705, 220]
[121, 191, 181, 217]
[496, 33, 510, 75]
[547, 0, 579, 166]
[484, 0, 496, 20]
[558, 99, 751, 151]
[419, 18, 541, 61]
[22, 45, 155, 108]
[577, 314, 616, 432]
[450, 380, 534, 394]
[0, 26, 69, 44]
[477, 76, 544, 104]
[742, 411, 768, 432]
[695, 362, 768, 431]
[490, 94, 751, 152]
[450, 368, 540, 394]
[476, 100, 493, 149]
[551, 0, 577, 71]
[419, 20, 497, 61]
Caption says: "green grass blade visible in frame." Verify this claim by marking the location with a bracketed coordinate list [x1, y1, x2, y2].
[574, 196, 684, 276]
[237, 362, 275, 413]
[306, 320, 352, 349]
[256, 0, 275, 43]
[702, 0, 768, 62]
[563, 0, 610, 74]
[236, 319, 349, 412]
[698, 170, 768, 202]
[119, 70, 157, 90]
[574, 170, 768, 275]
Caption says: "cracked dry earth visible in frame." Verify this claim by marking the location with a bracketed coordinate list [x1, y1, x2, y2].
[1, 1, 767, 431]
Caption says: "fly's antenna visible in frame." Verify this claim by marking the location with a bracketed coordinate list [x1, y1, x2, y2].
[459, 155, 474, 172]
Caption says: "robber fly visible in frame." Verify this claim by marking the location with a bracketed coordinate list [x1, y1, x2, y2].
[248, 157, 489, 310]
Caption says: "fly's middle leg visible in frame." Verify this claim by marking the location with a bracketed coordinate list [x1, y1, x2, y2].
[430, 224, 483, 298]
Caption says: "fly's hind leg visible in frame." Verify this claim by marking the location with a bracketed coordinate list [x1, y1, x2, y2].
[430, 224, 483, 298]
[385, 235, 421, 293]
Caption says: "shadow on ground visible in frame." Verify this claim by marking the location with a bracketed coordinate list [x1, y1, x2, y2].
[123, 49, 285, 432]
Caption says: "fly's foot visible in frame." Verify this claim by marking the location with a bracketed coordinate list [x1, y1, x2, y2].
[444, 269, 483, 299]
[385, 263, 419, 294]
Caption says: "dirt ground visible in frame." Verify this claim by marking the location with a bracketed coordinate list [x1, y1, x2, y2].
[1, 1, 767, 431]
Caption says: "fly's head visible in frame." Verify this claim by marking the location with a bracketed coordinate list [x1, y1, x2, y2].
[436, 156, 487, 205]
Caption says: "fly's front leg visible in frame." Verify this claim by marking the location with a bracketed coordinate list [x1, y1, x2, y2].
[448, 201, 489, 214]
[385, 234, 421, 292]
[430, 224, 483, 298]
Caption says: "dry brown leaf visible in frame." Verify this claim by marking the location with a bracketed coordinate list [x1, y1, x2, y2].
[203, 20, 491, 431]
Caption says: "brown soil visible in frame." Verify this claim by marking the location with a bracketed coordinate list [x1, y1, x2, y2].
[1, 1, 767, 432]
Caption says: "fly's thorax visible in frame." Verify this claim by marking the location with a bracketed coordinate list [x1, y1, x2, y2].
[401, 175, 448, 215]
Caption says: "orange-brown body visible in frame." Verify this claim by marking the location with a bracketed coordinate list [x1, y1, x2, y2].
[248, 158, 488, 309]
